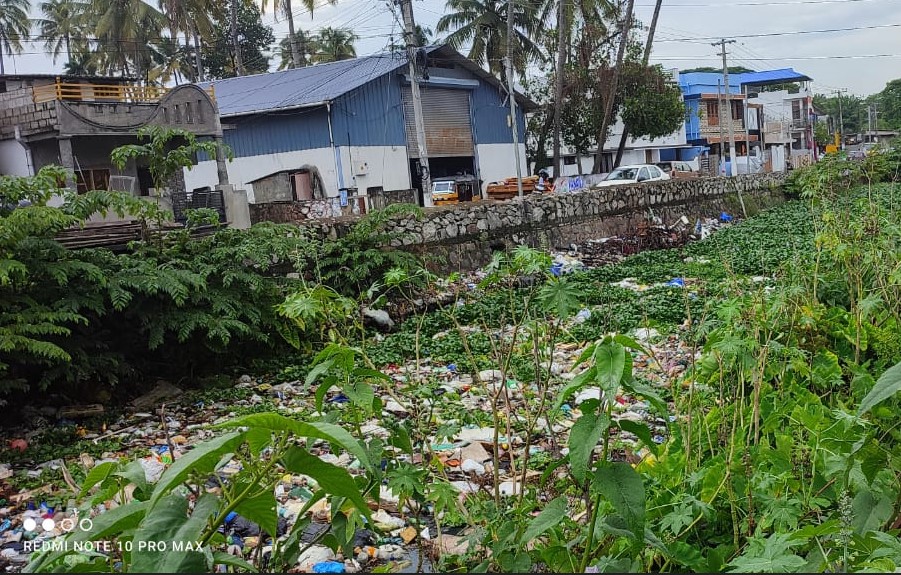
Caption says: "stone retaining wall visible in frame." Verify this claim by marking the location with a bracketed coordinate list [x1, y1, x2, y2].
[298, 173, 788, 272]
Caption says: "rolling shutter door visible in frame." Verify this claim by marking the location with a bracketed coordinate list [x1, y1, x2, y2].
[402, 87, 474, 157]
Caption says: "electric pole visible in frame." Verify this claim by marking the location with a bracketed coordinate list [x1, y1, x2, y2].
[832, 88, 847, 149]
[231, 0, 244, 76]
[713, 39, 737, 176]
[399, 0, 432, 207]
[506, 0, 524, 198]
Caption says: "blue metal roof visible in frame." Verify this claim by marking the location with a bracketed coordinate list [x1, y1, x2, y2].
[735, 68, 812, 86]
[203, 45, 537, 118]
[204, 53, 410, 117]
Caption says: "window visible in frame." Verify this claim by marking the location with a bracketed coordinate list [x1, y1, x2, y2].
[638, 167, 650, 181]
[649, 166, 662, 178]
[563, 155, 577, 165]
[184, 102, 194, 124]
[75, 169, 110, 194]
[731, 101, 743, 121]
[706, 101, 720, 125]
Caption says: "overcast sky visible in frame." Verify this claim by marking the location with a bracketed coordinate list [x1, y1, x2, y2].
[7, 0, 900, 96]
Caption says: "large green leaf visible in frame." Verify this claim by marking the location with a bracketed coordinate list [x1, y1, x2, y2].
[79, 461, 117, 497]
[592, 462, 646, 539]
[551, 365, 597, 415]
[219, 413, 373, 472]
[568, 413, 609, 482]
[234, 491, 278, 538]
[851, 488, 894, 535]
[23, 502, 148, 572]
[521, 496, 567, 542]
[857, 360, 901, 416]
[282, 447, 372, 520]
[616, 420, 659, 457]
[131, 493, 219, 572]
[149, 431, 244, 507]
[594, 341, 628, 396]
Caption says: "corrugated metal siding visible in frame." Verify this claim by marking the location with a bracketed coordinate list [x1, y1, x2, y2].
[331, 73, 407, 147]
[402, 87, 474, 157]
[469, 80, 526, 145]
[223, 108, 331, 158]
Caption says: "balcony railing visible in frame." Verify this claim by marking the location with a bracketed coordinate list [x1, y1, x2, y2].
[32, 80, 215, 104]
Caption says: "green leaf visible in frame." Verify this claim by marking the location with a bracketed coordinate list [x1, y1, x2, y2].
[345, 381, 375, 411]
[858, 360, 901, 416]
[305, 358, 335, 386]
[727, 533, 807, 573]
[568, 413, 609, 482]
[852, 488, 894, 535]
[149, 431, 244, 507]
[234, 491, 278, 538]
[219, 413, 373, 472]
[551, 365, 597, 415]
[521, 496, 567, 542]
[594, 341, 628, 395]
[281, 447, 371, 519]
[616, 420, 659, 457]
[212, 551, 256, 572]
[23, 502, 148, 572]
[131, 494, 218, 572]
[811, 349, 843, 389]
[79, 461, 117, 497]
[245, 427, 271, 457]
[592, 462, 645, 539]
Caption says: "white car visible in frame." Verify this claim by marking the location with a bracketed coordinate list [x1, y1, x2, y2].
[595, 164, 670, 187]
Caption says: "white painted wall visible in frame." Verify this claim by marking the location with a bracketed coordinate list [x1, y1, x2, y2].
[475, 143, 528, 195]
[341, 145, 411, 193]
[0, 140, 33, 177]
[183, 145, 412, 203]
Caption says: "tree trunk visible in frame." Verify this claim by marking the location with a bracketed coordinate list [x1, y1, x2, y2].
[0, 52, 5, 75]
[576, 153, 583, 175]
[193, 28, 204, 82]
[614, 0, 662, 167]
[231, 0, 244, 76]
[287, 0, 302, 69]
[551, 0, 568, 177]
[592, 0, 635, 173]
[65, 35, 71, 66]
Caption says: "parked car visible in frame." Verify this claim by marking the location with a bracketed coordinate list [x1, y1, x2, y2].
[656, 161, 698, 179]
[595, 164, 670, 188]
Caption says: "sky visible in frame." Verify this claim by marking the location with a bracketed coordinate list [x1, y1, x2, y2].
[6, 0, 901, 97]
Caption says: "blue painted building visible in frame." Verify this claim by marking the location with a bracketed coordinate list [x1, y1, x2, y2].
[185, 45, 535, 204]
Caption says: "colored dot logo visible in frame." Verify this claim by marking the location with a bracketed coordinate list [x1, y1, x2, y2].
[23, 514, 91, 533]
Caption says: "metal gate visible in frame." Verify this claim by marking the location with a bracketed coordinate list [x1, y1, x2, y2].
[402, 87, 474, 157]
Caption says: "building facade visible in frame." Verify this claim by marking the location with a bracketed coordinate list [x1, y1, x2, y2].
[184, 45, 533, 205]
[0, 74, 227, 204]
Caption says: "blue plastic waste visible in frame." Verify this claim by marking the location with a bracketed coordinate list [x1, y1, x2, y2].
[550, 263, 564, 277]
[312, 561, 346, 573]
[328, 394, 350, 404]
[0, 519, 10, 532]
[224, 511, 238, 524]
[720, 212, 733, 222]
[447, 364, 457, 372]
[666, 278, 685, 288]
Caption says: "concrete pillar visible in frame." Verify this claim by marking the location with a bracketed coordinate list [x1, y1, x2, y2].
[58, 137, 76, 190]
[218, 184, 251, 229]
[215, 136, 230, 186]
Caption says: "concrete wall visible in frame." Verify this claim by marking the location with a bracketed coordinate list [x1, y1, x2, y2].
[295, 172, 787, 272]
[0, 88, 58, 139]
[184, 145, 411, 203]
[476, 143, 528, 193]
[0, 139, 32, 176]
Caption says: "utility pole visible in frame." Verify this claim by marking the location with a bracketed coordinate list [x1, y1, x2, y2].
[713, 39, 737, 176]
[398, 0, 432, 206]
[832, 88, 847, 149]
[717, 80, 725, 173]
[231, 0, 244, 76]
[506, 0, 524, 198]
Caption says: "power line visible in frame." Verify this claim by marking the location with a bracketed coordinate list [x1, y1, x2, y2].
[655, 22, 901, 42]
[637, 0, 888, 6]
[652, 53, 901, 60]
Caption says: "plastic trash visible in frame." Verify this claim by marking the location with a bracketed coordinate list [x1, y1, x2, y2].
[312, 561, 346, 573]
[666, 278, 685, 288]
[574, 308, 592, 324]
[719, 212, 733, 222]
[327, 394, 350, 404]
[550, 262, 564, 277]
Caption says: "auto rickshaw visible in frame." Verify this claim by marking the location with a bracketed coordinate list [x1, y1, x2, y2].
[431, 175, 481, 205]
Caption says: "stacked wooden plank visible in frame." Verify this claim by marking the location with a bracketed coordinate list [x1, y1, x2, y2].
[55, 220, 220, 250]
[486, 176, 546, 200]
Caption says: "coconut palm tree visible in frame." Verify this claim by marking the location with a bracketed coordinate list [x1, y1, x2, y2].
[0, 0, 31, 75]
[312, 27, 356, 64]
[90, 0, 165, 77]
[261, 0, 335, 69]
[278, 29, 316, 70]
[437, 0, 544, 78]
[157, 0, 219, 81]
[36, 0, 87, 66]
[148, 36, 193, 84]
